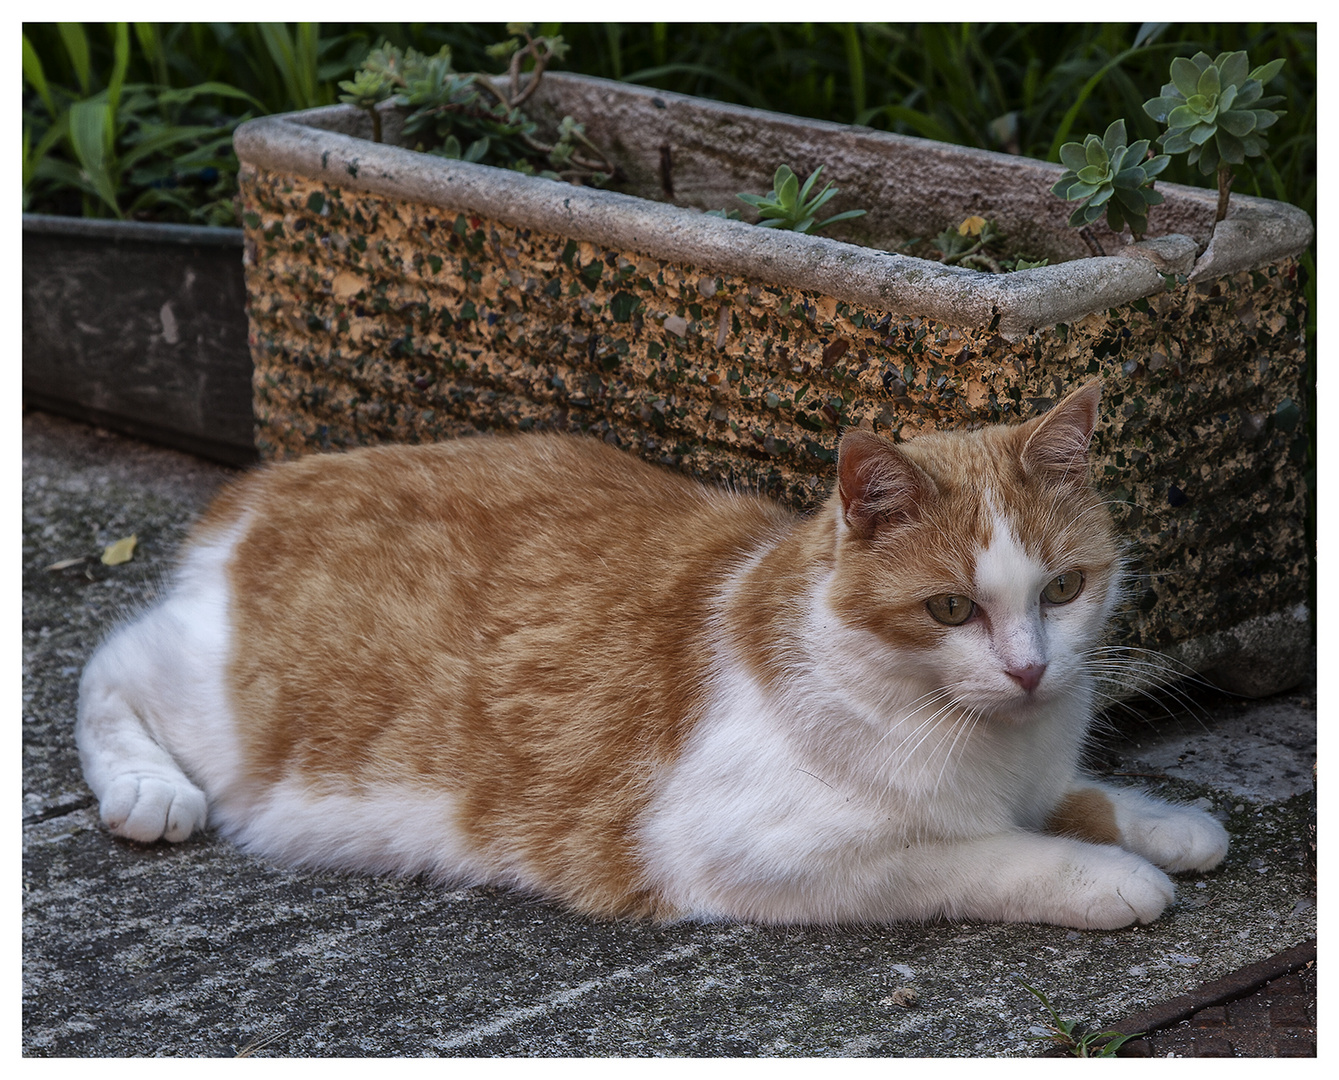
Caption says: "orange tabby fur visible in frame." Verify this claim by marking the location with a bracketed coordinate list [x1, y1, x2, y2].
[214, 437, 791, 916]
[76, 381, 1232, 927]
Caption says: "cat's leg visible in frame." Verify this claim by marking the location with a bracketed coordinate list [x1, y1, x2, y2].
[668, 830, 1176, 929]
[1046, 783, 1229, 873]
[852, 831, 1176, 929]
[76, 518, 250, 844]
[76, 614, 209, 843]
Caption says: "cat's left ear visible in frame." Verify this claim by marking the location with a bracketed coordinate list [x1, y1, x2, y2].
[1020, 380, 1102, 487]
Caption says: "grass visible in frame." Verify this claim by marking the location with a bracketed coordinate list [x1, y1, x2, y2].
[22, 22, 1316, 222]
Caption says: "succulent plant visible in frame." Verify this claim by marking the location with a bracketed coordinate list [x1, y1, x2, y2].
[1051, 118, 1169, 239]
[1143, 50, 1285, 220]
[336, 30, 614, 186]
[733, 164, 867, 235]
[1144, 51, 1285, 175]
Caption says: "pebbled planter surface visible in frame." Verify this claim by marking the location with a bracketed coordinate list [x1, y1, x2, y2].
[234, 74, 1312, 695]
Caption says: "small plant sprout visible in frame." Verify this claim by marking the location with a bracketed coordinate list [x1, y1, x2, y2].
[1143, 50, 1286, 222]
[1019, 981, 1143, 1058]
[1051, 119, 1170, 240]
[926, 215, 1047, 272]
[732, 164, 867, 235]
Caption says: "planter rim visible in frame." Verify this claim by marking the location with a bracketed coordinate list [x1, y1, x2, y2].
[22, 213, 243, 248]
[234, 76, 1312, 339]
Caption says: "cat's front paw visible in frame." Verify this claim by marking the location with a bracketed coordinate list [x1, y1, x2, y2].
[99, 772, 208, 844]
[1061, 848, 1176, 929]
[1119, 803, 1229, 874]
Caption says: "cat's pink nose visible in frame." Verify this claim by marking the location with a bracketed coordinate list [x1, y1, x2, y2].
[1007, 663, 1047, 693]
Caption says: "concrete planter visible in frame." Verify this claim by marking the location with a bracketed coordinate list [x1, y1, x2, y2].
[22, 214, 256, 465]
[234, 73, 1312, 695]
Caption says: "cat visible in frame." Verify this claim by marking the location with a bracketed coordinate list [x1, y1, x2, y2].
[76, 379, 1228, 929]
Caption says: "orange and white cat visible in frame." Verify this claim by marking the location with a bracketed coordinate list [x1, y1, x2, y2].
[76, 380, 1227, 928]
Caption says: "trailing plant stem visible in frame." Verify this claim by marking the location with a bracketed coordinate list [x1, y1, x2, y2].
[1217, 163, 1234, 222]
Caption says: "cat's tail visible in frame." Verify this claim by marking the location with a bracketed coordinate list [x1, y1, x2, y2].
[75, 615, 210, 844]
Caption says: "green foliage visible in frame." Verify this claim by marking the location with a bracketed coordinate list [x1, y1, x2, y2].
[20, 23, 1315, 239]
[728, 165, 867, 235]
[1020, 981, 1143, 1058]
[1051, 118, 1170, 237]
[1143, 50, 1286, 176]
[336, 28, 613, 185]
[22, 23, 264, 224]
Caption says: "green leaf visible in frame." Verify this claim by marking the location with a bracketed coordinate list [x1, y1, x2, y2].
[1083, 135, 1107, 168]
[1196, 64, 1221, 98]
[1058, 142, 1089, 171]
[1218, 51, 1250, 89]
[1066, 180, 1100, 200]
[1113, 167, 1146, 189]
[1252, 108, 1282, 131]
[816, 208, 867, 229]
[776, 168, 799, 209]
[1167, 104, 1200, 129]
[1235, 80, 1264, 109]
[1218, 109, 1257, 137]
[1170, 56, 1201, 98]
[804, 184, 839, 214]
[58, 22, 92, 96]
[107, 23, 131, 124]
[797, 165, 823, 204]
[21, 33, 55, 117]
[68, 97, 122, 216]
[1076, 164, 1108, 184]
[1161, 130, 1194, 154]
[1143, 154, 1171, 178]
[1216, 128, 1247, 164]
[1250, 58, 1285, 85]
[1143, 95, 1178, 123]
[1188, 122, 1216, 146]
[1114, 185, 1144, 211]
[1191, 139, 1219, 174]
[1101, 118, 1127, 155]
[1050, 175, 1079, 198]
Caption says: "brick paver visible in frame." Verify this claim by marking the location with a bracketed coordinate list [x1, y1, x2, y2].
[1118, 963, 1316, 1057]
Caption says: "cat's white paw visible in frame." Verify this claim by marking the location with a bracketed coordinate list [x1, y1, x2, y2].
[99, 772, 208, 843]
[1061, 848, 1176, 929]
[1119, 803, 1230, 874]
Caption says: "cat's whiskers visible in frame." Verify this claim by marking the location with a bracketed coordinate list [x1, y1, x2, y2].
[1083, 645, 1219, 733]
[873, 689, 971, 782]
[929, 703, 986, 801]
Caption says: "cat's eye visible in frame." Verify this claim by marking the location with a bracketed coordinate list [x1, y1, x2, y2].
[926, 594, 975, 626]
[1042, 571, 1085, 605]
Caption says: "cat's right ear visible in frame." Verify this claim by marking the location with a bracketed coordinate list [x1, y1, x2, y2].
[837, 430, 938, 540]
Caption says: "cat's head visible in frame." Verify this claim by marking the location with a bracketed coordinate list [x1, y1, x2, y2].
[826, 381, 1121, 720]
